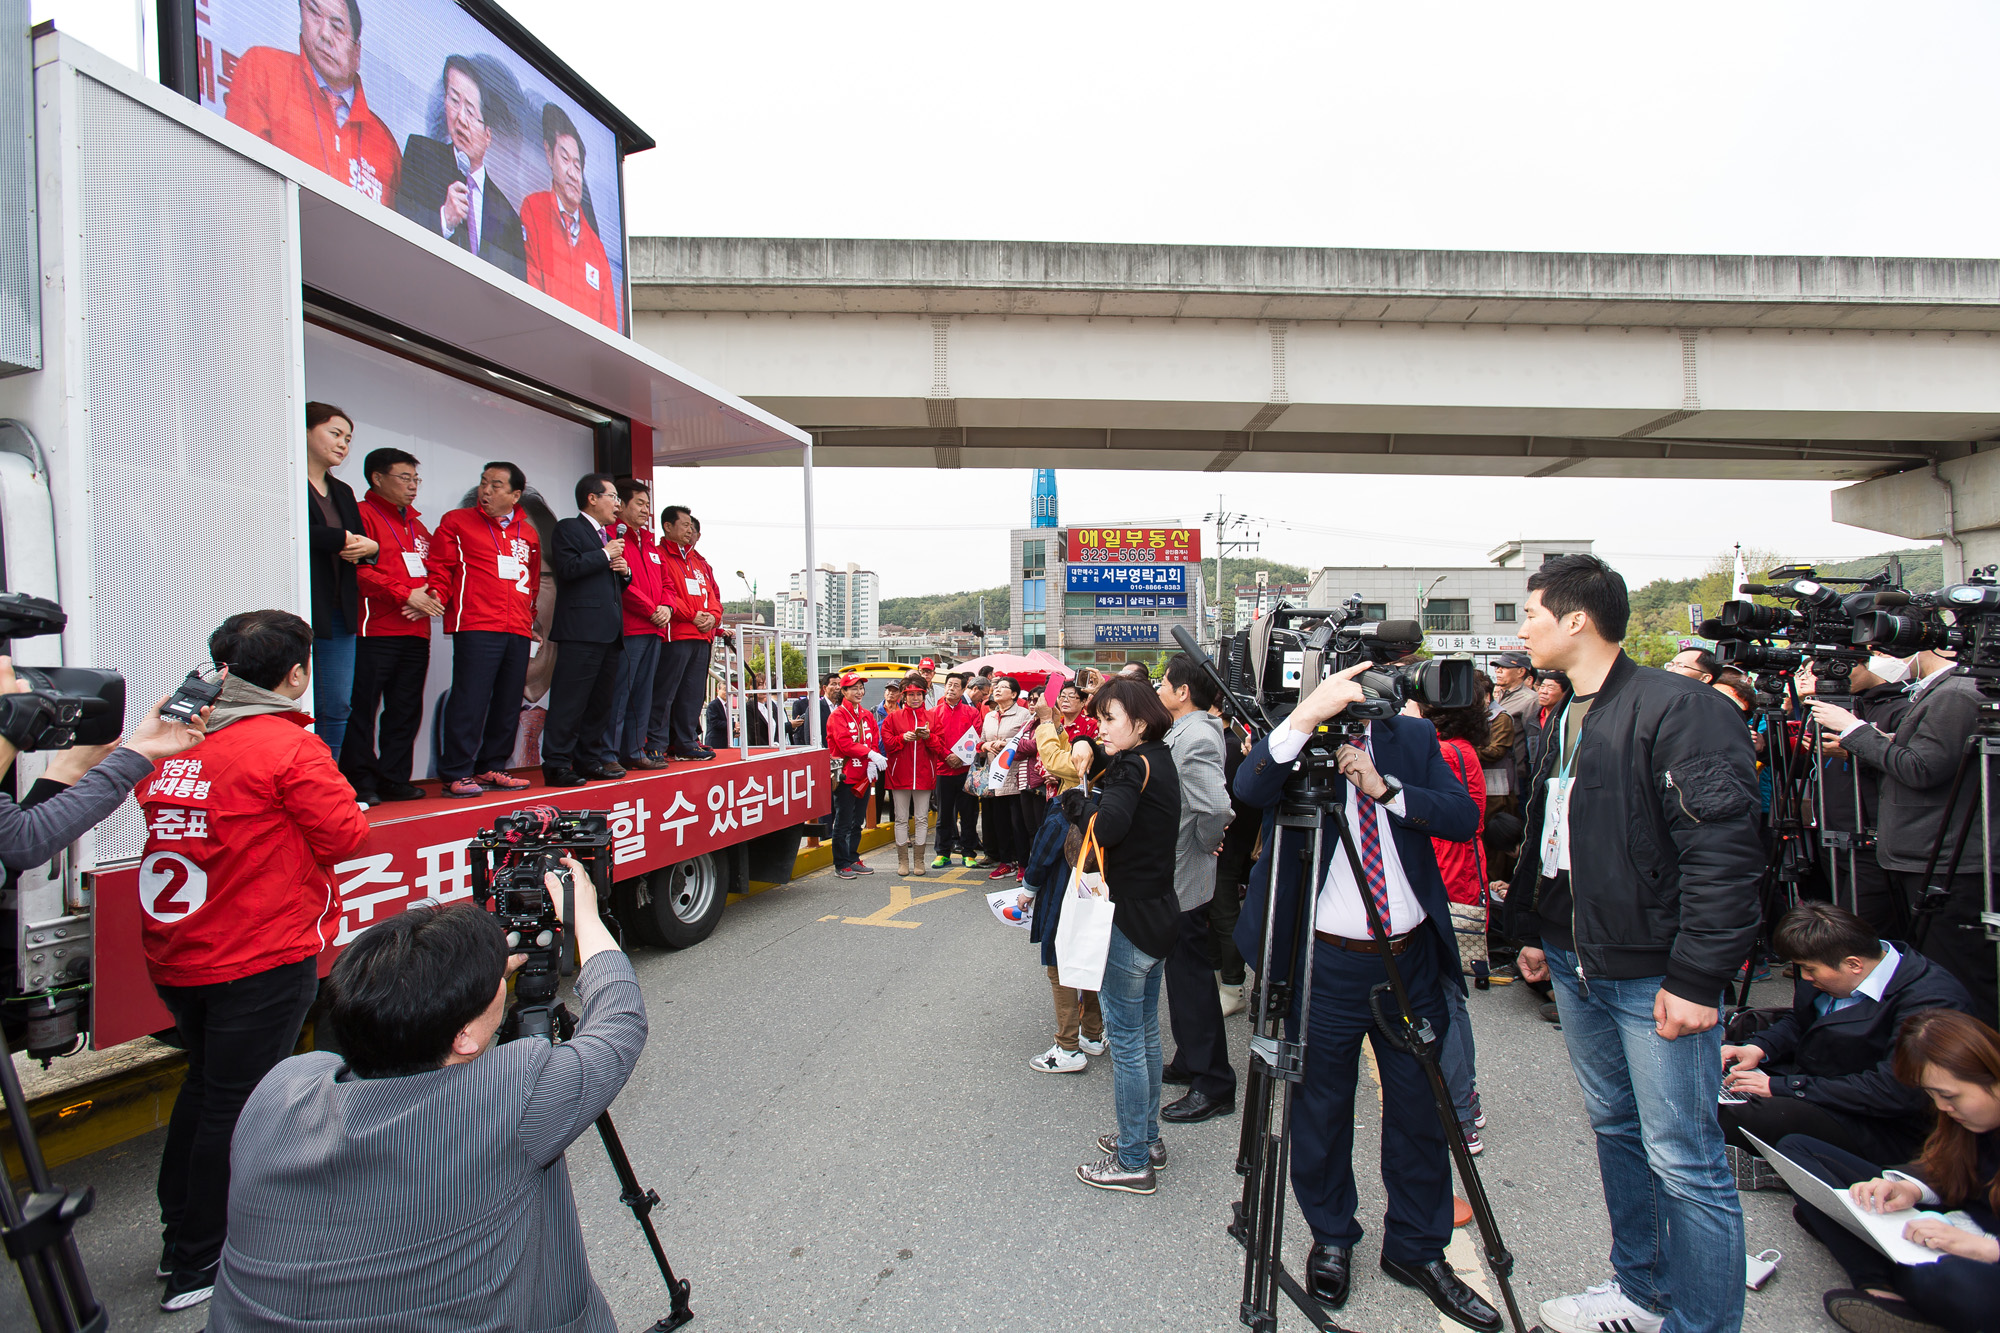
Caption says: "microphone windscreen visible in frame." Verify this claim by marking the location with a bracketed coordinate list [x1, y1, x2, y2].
[1375, 620, 1423, 641]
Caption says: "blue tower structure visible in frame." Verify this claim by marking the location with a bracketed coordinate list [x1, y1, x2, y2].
[1030, 468, 1059, 528]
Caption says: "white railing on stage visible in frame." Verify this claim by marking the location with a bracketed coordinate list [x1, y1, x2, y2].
[713, 624, 818, 761]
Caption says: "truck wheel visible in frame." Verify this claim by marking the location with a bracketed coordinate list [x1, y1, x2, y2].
[650, 853, 725, 949]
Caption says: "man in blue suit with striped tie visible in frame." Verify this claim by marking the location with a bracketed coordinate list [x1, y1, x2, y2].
[1235, 660, 1499, 1332]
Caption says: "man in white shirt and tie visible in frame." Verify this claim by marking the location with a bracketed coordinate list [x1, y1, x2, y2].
[1233, 659, 1495, 1332]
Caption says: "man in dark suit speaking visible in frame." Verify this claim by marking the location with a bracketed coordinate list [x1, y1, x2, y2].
[1235, 660, 1499, 1333]
[541, 473, 631, 787]
[394, 56, 527, 281]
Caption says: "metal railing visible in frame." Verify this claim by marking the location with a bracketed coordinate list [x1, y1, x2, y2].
[714, 625, 819, 761]
[1421, 612, 1473, 633]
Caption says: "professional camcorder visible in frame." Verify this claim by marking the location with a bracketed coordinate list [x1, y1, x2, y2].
[1851, 567, 2000, 683]
[468, 806, 612, 1043]
[0, 592, 124, 751]
[1219, 594, 1478, 728]
[1699, 564, 1900, 697]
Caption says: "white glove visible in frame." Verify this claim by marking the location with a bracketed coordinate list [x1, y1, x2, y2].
[868, 750, 888, 768]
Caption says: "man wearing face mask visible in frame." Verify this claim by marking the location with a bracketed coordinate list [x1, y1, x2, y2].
[395, 56, 527, 281]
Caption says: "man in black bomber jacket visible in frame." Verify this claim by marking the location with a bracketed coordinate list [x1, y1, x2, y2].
[1504, 554, 1763, 1333]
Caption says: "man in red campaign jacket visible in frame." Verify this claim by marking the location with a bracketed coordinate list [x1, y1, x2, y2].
[138, 609, 371, 1305]
[826, 675, 885, 879]
[341, 447, 443, 804]
[601, 478, 670, 771]
[646, 505, 725, 762]
[223, 0, 402, 208]
[425, 461, 540, 798]
[520, 104, 621, 332]
[927, 672, 984, 869]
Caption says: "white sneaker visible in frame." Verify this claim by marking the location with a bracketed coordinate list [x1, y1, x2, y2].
[1218, 981, 1246, 1017]
[1077, 1033, 1107, 1056]
[1030, 1045, 1087, 1073]
[1539, 1280, 1666, 1333]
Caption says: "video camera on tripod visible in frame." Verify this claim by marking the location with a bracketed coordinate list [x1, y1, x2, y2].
[1698, 564, 1898, 699]
[1219, 595, 1480, 733]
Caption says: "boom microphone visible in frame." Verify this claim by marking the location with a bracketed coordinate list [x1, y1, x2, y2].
[1368, 619, 1425, 642]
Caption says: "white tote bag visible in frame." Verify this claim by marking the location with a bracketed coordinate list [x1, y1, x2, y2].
[1055, 816, 1116, 992]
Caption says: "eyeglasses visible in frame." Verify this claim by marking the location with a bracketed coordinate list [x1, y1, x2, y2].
[384, 472, 420, 484]
[444, 88, 486, 128]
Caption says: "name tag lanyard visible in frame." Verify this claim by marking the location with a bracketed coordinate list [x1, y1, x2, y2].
[1541, 701, 1584, 875]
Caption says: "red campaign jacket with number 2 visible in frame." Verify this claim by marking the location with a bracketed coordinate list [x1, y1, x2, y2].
[425, 506, 542, 636]
[136, 714, 372, 987]
[826, 702, 881, 792]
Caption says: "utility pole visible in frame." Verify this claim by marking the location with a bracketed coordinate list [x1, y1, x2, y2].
[979, 591, 987, 650]
[1205, 494, 1261, 645]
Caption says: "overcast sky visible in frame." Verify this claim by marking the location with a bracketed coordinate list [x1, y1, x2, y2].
[39, 1, 1992, 598]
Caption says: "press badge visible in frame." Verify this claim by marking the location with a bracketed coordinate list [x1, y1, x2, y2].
[1540, 776, 1575, 875]
[497, 555, 523, 582]
[402, 552, 426, 578]
[586, 263, 601, 290]
[685, 576, 703, 595]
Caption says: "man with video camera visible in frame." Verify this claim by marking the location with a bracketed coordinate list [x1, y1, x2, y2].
[1234, 658, 1496, 1331]
[206, 857, 644, 1331]
[1507, 554, 1762, 1333]
[1809, 647, 2000, 1027]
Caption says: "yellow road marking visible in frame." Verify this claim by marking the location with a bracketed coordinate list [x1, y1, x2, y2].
[839, 881, 968, 928]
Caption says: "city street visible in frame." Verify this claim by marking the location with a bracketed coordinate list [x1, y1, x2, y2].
[18, 843, 1837, 1333]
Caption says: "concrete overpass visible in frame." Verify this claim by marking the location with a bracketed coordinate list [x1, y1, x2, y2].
[627, 237, 2000, 570]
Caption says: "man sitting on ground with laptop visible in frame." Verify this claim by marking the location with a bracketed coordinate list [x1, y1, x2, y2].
[1719, 900, 1970, 1189]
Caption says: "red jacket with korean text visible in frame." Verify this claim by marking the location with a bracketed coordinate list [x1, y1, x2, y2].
[659, 541, 725, 643]
[136, 713, 371, 987]
[353, 494, 434, 638]
[826, 702, 881, 792]
[426, 506, 542, 637]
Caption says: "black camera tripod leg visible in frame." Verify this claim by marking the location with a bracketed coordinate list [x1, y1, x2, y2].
[0, 1027, 104, 1333]
[1322, 800, 1538, 1333]
[592, 1109, 694, 1333]
[1909, 737, 1982, 953]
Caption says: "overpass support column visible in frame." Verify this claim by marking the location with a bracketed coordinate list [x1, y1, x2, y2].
[1831, 451, 2000, 584]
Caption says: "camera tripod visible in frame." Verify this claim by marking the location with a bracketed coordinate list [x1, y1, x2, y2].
[1905, 679, 2000, 973]
[481, 809, 693, 1333]
[0, 1022, 103, 1331]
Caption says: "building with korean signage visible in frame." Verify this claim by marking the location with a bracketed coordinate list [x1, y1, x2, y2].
[1010, 523, 1205, 671]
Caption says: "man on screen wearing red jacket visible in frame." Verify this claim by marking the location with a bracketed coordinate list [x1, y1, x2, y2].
[340, 447, 443, 803]
[426, 462, 540, 798]
[646, 505, 723, 763]
[223, 0, 401, 208]
[140, 609, 371, 1310]
[521, 104, 620, 332]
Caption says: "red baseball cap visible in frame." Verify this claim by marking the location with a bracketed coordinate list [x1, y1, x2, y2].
[838, 674, 866, 689]
[919, 657, 936, 670]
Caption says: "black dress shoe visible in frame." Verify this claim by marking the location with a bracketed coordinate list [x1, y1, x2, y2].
[671, 745, 715, 761]
[542, 768, 589, 788]
[1161, 1088, 1236, 1123]
[1379, 1256, 1501, 1333]
[353, 788, 382, 806]
[379, 781, 426, 801]
[1161, 1066, 1194, 1086]
[1305, 1243, 1351, 1308]
[578, 763, 626, 780]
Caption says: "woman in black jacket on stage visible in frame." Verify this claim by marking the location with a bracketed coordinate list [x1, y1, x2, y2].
[1786, 1008, 2000, 1333]
[1061, 674, 1181, 1195]
[304, 401, 377, 759]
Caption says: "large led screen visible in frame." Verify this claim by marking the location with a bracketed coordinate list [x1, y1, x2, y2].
[193, 0, 628, 332]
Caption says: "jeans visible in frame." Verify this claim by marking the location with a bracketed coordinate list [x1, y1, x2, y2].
[1547, 945, 1744, 1333]
[312, 618, 356, 759]
[1439, 978, 1478, 1127]
[1097, 924, 1165, 1171]
[832, 782, 866, 868]
[601, 632, 661, 763]
[155, 957, 318, 1273]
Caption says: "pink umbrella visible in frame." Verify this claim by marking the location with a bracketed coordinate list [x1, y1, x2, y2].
[953, 650, 1075, 693]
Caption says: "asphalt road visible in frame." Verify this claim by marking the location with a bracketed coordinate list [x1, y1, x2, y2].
[10, 842, 1842, 1332]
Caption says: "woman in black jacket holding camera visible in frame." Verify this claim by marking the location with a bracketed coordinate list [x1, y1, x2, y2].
[1062, 675, 1181, 1195]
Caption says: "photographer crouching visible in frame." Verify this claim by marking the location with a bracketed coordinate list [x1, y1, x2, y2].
[206, 859, 646, 1332]
[1234, 658, 1496, 1330]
